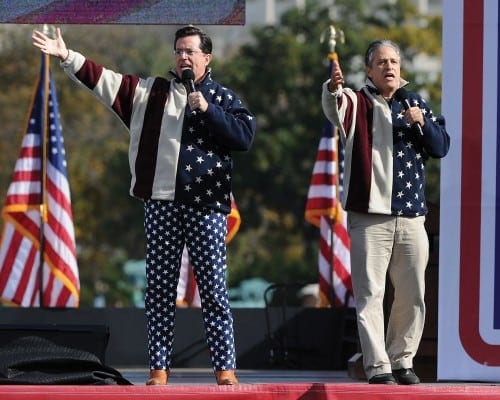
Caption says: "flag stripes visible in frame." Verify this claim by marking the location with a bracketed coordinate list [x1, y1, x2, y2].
[305, 134, 338, 226]
[305, 111, 352, 307]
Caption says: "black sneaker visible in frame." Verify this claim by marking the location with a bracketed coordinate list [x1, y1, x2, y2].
[368, 373, 397, 384]
[393, 368, 420, 385]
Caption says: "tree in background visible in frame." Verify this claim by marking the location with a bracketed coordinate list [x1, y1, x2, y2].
[0, 0, 443, 306]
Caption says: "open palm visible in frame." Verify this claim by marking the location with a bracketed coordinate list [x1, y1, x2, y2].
[32, 27, 68, 60]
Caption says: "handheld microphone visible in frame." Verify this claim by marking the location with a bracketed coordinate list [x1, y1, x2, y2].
[181, 69, 198, 115]
[181, 68, 196, 94]
[394, 88, 423, 136]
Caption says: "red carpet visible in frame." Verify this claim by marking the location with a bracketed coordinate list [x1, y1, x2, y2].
[1, 383, 500, 400]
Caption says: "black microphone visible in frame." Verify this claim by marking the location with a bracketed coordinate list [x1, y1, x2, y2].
[394, 87, 423, 136]
[181, 69, 198, 115]
[181, 68, 196, 94]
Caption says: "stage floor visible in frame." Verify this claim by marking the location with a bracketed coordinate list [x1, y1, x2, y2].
[120, 367, 355, 385]
[2, 369, 500, 400]
[119, 368, 500, 386]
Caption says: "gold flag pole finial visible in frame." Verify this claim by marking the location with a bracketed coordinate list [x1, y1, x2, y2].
[320, 25, 344, 61]
[42, 24, 56, 38]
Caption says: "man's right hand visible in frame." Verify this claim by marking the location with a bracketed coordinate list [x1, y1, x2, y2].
[32, 27, 69, 61]
[328, 60, 344, 92]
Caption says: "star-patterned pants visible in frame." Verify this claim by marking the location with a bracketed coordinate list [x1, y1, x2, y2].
[143, 199, 237, 371]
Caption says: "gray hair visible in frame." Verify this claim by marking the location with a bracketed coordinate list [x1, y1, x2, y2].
[364, 40, 401, 67]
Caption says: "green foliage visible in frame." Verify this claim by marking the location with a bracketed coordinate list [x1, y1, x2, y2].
[0, 2, 444, 306]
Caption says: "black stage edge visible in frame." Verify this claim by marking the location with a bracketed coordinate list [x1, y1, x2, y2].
[0, 307, 358, 371]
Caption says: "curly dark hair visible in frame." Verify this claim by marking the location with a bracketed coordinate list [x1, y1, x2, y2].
[174, 25, 212, 54]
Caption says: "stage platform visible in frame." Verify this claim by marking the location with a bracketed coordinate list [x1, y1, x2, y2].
[1, 369, 500, 400]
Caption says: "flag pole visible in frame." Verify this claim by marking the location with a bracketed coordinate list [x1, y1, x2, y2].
[37, 24, 54, 307]
[321, 25, 344, 305]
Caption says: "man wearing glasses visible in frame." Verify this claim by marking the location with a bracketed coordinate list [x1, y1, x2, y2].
[33, 25, 256, 386]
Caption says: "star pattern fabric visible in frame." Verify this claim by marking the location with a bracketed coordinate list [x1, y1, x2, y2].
[174, 72, 255, 214]
[144, 199, 236, 371]
[391, 96, 439, 216]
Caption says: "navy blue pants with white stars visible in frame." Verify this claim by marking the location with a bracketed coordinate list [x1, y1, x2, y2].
[143, 199, 237, 372]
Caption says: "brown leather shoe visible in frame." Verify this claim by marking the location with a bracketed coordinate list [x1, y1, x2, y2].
[215, 370, 239, 385]
[146, 369, 169, 385]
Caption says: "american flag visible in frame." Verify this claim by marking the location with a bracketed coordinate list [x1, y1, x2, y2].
[305, 111, 352, 307]
[0, 54, 79, 307]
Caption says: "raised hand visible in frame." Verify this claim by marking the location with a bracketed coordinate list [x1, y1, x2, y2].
[32, 27, 69, 61]
[328, 60, 344, 92]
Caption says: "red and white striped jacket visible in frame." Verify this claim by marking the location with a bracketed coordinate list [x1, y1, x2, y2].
[61, 50, 256, 213]
[322, 79, 449, 216]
